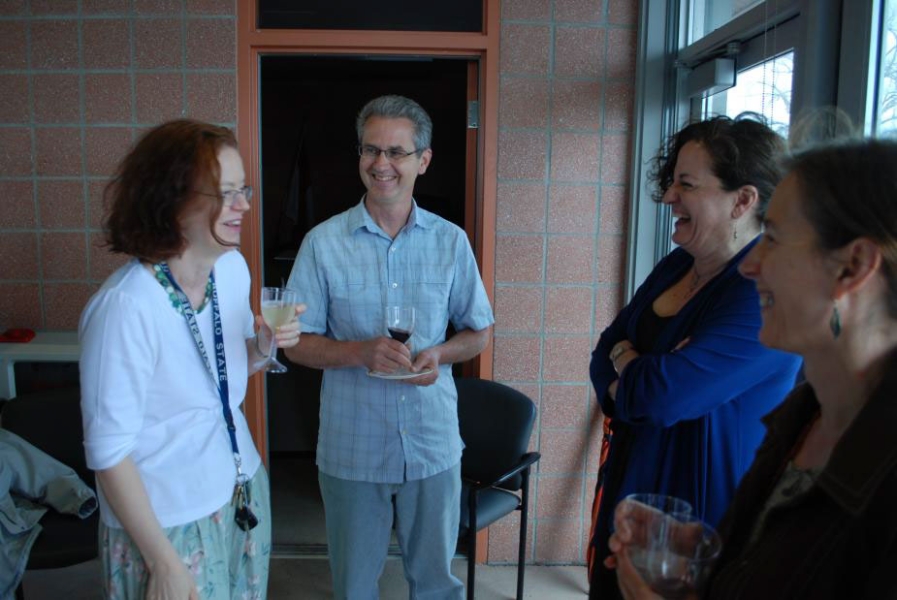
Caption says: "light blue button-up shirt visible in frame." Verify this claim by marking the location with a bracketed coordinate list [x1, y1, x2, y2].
[287, 199, 494, 483]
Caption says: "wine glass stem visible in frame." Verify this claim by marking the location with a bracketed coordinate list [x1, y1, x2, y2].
[267, 330, 277, 365]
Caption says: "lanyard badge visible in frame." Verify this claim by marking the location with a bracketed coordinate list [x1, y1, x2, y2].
[157, 262, 259, 532]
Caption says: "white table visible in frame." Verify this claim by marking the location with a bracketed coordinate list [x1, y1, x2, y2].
[0, 331, 80, 399]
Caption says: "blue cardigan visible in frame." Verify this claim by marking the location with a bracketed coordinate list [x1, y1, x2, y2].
[589, 240, 801, 587]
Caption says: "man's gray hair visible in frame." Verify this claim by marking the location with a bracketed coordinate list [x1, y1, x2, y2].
[356, 95, 433, 151]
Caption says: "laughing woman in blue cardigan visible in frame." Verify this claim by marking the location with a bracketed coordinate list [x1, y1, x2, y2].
[587, 115, 802, 600]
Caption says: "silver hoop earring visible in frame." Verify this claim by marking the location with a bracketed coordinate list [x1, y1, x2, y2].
[829, 303, 841, 339]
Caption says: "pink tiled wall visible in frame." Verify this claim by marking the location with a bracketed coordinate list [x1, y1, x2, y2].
[0, 0, 236, 330]
[491, 0, 637, 565]
[0, 0, 637, 568]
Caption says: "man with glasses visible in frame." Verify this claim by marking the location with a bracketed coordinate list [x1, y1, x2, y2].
[285, 95, 494, 598]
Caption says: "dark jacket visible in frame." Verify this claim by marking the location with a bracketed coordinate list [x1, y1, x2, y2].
[706, 366, 897, 599]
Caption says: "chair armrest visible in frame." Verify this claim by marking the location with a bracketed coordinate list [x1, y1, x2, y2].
[463, 452, 541, 490]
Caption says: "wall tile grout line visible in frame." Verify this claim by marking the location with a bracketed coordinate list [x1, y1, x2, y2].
[78, 0, 92, 293]
[0, 68, 238, 75]
[22, 10, 46, 329]
[180, 0, 188, 117]
[0, 14, 238, 23]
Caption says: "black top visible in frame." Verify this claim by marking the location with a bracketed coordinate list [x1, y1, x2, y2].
[634, 305, 674, 353]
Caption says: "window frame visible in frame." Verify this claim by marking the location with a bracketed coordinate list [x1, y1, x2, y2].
[843, 0, 887, 135]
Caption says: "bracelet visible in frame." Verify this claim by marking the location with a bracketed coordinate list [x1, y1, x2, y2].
[254, 334, 270, 359]
[609, 344, 630, 363]
[610, 343, 634, 376]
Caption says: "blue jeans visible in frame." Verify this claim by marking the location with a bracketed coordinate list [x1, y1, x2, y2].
[318, 463, 464, 600]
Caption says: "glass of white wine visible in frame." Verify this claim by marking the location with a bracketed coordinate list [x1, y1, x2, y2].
[259, 287, 299, 374]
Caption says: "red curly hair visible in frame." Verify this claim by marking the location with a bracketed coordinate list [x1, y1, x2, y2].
[103, 119, 238, 261]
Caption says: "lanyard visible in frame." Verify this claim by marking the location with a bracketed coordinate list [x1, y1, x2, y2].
[156, 262, 248, 484]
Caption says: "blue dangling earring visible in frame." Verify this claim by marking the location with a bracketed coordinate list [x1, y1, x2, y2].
[829, 302, 841, 339]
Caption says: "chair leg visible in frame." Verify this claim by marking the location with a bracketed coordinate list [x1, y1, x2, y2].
[467, 489, 478, 600]
[516, 468, 531, 600]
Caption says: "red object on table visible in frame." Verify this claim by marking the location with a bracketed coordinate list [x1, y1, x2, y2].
[0, 328, 36, 343]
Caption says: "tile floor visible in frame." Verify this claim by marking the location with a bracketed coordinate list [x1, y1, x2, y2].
[21, 557, 588, 599]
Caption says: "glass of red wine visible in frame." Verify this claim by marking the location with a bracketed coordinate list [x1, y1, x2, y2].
[385, 305, 415, 374]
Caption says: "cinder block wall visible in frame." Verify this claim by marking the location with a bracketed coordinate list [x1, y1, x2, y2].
[0, 0, 236, 329]
[490, 0, 636, 564]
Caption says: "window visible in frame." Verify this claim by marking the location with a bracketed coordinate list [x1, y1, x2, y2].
[257, 0, 484, 32]
[688, 0, 766, 43]
[873, 0, 897, 136]
[703, 51, 794, 135]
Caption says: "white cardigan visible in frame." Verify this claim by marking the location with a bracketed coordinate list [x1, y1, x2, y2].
[79, 251, 260, 528]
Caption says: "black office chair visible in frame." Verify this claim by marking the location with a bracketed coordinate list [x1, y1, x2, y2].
[455, 377, 541, 600]
[1, 386, 99, 600]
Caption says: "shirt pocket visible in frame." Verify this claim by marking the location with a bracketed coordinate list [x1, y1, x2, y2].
[330, 275, 383, 340]
[410, 273, 453, 343]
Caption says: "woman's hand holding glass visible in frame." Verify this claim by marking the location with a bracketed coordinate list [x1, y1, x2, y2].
[607, 494, 720, 600]
[255, 287, 306, 374]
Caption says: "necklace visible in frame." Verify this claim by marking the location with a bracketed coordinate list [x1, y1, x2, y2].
[153, 263, 213, 314]
[687, 264, 724, 296]
[688, 268, 703, 294]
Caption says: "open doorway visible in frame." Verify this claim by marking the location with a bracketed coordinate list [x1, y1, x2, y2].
[259, 54, 475, 552]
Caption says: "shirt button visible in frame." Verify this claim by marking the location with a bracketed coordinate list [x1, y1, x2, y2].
[402, 429, 407, 435]
[400, 396, 406, 402]
[390, 247, 396, 253]
[391, 282, 398, 288]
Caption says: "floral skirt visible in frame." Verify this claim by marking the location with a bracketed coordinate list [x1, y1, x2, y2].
[100, 466, 271, 600]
